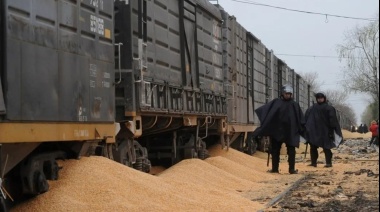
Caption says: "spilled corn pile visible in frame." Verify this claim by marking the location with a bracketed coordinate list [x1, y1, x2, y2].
[11, 145, 304, 212]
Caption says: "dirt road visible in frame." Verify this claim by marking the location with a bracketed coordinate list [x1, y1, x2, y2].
[263, 138, 379, 212]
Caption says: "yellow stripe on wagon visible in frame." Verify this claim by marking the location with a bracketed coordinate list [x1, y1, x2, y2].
[0, 123, 116, 143]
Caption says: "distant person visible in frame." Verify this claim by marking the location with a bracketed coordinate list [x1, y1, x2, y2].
[357, 124, 364, 134]
[253, 84, 305, 174]
[363, 124, 369, 133]
[351, 125, 356, 132]
[376, 123, 379, 146]
[369, 120, 378, 146]
[304, 92, 343, 168]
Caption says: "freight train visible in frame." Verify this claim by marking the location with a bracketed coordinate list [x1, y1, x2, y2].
[0, 0, 349, 209]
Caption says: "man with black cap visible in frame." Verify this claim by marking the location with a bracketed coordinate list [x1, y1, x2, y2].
[253, 84, 305, 174]
[304, 92, 343, 168]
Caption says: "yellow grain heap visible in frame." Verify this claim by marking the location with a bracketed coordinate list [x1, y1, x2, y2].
[12, 145, 305, 212]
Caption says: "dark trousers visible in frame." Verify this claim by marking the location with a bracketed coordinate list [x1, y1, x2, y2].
[271, 139, 296, 172]
[310, 143, 332, 165]
[369, 136, 377, 145]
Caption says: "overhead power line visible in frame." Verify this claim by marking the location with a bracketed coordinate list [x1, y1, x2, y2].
[229, 0, 379, 22]
[276, 54, 367, 59]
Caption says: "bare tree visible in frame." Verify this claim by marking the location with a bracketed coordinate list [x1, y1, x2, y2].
[361, 101, 379, 124]
[324, 89, 357, 126]
[300, 72, 358, 126]
[336, 104, 357, 127]
[324, 90, 348, 105]
[299, 71, 323, 92]
[337, 14, 379, 101]
[361, 105, 373, 125]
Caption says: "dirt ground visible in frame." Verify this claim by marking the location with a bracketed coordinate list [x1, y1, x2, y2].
[262, 134, 379, 211]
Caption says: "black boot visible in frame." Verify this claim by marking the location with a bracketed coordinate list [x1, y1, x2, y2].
[287, 146, 297, 174]
[310, 144, 318, 166]
[270, 141, 281, 173]
[270, 153, 280, 173]
[324, 148, 333, 168]
[267, 169, 279, 173]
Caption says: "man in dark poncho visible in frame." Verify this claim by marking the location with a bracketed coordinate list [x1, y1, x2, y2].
[350, 125, 356, 132]
[363, 124, 369, 133]
[358, 124, 364, 134]
[304, 92, 343, 168]
[253, 84, 305, 174]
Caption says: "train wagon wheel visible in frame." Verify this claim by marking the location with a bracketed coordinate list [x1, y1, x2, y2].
[197, 149, 208, 160]
[133, 158, 143, 171]
[197, 139, 209, 160]
[142, 159, 151, 173]
[133, 158, 151, 173]
[246, 139, 258, 155]
[245, 134, 258, 155]
[34, 171, 49, 194]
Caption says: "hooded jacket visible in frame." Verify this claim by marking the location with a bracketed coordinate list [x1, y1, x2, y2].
[304, 102, 343, 149]
[253, 97, 305, 147]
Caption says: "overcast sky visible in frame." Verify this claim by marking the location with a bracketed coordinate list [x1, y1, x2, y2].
[213, 0, 379, 124]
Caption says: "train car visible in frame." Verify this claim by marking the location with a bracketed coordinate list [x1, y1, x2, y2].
[0, 0, 116, 207]
[113, 0, 227, 167]
[213, 3, 312, 154]
[216, 5, 257, 154]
